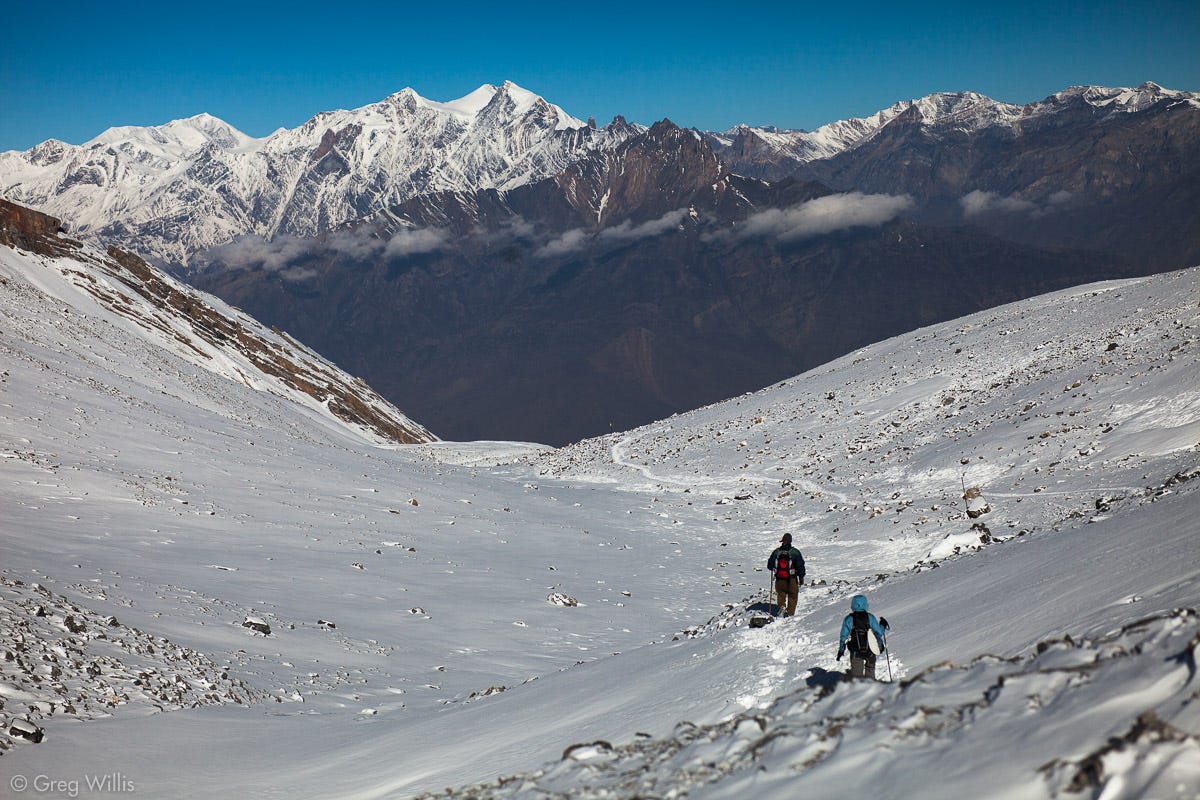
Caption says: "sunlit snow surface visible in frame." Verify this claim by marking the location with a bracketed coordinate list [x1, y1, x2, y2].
[1, 238, 1198, 798]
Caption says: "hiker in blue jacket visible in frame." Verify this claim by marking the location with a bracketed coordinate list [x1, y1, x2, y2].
[837, 594, 889, 679]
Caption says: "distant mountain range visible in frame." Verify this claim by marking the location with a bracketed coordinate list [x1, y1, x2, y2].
[0, 82, 639, 265]
[5, 81, 1194, 268]
[3, 82, 1198, 444]
[707, 83, 1200, 265]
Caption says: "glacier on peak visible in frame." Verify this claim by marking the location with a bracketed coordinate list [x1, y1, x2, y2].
[421, 84, 500, 119]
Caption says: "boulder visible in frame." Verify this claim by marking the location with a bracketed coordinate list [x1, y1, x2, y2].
[9, 718, 44, 743]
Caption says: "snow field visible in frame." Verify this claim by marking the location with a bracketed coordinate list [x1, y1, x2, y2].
[0, 237, 1198, 797]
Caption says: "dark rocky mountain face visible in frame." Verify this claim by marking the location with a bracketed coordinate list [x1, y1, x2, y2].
[712, 90, 1200, 268]
[190, 122, 1151, 445]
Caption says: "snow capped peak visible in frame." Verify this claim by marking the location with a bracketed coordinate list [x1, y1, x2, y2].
[483, 80, 587, 130]
[442, 83, 501, 116]
[173, 111, 234, 130]
[896, 90, 1010, 120]
[387, 84, 497, 120]
[496, 80, 541, 110]
[81, 112, 256, 154]
[1043, 81, 1196, 113]
[381, 81, 584, 129]
[160, 112, 258, 148]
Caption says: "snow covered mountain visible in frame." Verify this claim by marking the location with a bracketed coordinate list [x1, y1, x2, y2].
[0, 82, 634, 265]
[1, 197, 1197, 796]
[4, 81, 1195, 269]
[704, 82, 1200, 266]
[706, 81, 1200, 176]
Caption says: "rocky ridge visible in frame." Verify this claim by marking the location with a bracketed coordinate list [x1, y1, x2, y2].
[0, 199, 433, 444]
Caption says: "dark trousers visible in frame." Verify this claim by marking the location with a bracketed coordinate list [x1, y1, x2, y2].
[849, 651, 877, 679]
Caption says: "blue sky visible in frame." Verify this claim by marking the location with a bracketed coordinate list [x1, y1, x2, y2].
[1, 0, 1197, 151]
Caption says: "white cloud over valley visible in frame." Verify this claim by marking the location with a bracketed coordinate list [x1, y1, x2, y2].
[535, 209, 690, 258]
[960, 189, 1074, 218]
[734, 192, 914, 242]
[202, 225, 447, 278]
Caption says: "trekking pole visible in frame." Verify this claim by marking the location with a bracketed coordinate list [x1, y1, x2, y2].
[879, 617, 893, 681]
[769, 576, 776, 617]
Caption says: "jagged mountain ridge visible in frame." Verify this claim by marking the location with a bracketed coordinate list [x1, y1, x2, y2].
[0, 198, 434, 444]
[366, 119, 796, 233]
[706, 82, 1198, 176]
[4, 82, 1196, 267]
[0, 82, 638, 265]
[708, 82, 1200, 265]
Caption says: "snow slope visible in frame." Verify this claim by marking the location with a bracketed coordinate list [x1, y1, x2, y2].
[1, 223, 1198, 798]
[0, 206, 433, 446]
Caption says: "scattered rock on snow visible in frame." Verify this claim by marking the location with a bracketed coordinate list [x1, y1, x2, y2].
[8, 718, 44, 743]
[0, 573, 267, 753]
[242, 616, 272, 635]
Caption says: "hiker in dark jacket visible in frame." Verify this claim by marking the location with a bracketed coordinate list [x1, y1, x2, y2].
[767, 533, 805, 616]
[837, 594, 889, 679]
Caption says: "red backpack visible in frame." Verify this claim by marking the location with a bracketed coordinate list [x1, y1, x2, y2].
[775, 550, 793, 580]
